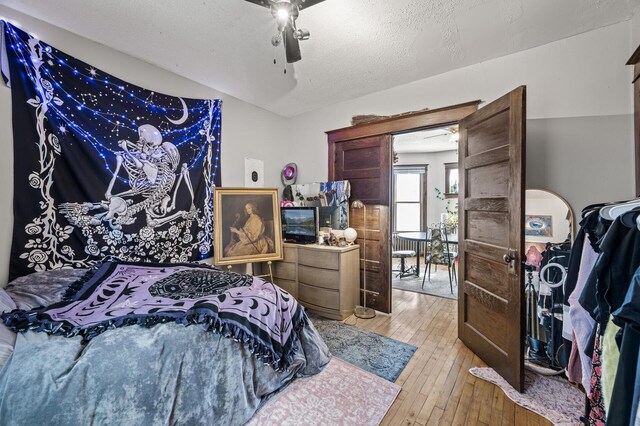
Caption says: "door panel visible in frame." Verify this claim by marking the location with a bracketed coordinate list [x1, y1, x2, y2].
[458, 86, 526, 392]
[349, 202, 390, 312]
[333, 136, 391, 205]
[330, 135, 392, 313]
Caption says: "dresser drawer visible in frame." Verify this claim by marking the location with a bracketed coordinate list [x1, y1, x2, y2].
[298, 250, 339, 270]
[273, 262, 296, 281]
[282, 246, 297, 262]
[298, 265, 340, 290]
[274, 278, 297, 298]
[298, 283, 339, 310]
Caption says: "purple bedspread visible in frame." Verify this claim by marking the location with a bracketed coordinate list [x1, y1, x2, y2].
[2, 261, 308, 370]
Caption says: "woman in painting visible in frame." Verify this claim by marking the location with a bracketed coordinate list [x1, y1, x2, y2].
[223, 203, 275, 257]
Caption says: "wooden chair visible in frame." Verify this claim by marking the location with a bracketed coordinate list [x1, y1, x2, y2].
[422, 224, 457, 293]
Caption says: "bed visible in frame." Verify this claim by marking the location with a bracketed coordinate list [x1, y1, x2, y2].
[0, 264, 330, 426]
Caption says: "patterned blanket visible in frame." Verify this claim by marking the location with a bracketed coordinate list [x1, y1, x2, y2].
[2, 262, 308, 371]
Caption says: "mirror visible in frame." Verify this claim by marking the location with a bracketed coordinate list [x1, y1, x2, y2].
[525, 189, 573, 246]
[524, 189, 573, 373]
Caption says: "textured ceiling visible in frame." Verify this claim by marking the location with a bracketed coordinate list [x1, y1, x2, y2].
[1, 0, 638, 117]
[394, 126, 458, 153]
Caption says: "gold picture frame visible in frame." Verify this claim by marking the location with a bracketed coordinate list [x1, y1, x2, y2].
[214, 187, 283, 265]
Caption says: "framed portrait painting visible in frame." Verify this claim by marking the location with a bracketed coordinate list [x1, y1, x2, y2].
[214, 188, 283, 265]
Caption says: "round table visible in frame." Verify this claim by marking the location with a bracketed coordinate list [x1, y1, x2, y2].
[396, 231, 458, 277]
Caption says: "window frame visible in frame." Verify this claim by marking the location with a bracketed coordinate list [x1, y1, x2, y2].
[444, 162, 459, 199]
[393, 165, 428, 232]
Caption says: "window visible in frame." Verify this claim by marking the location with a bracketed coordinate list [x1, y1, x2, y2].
[444, 162, 459, 198]
[393, 166, 427, 232]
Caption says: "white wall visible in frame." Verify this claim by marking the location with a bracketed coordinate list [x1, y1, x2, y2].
[284, 21, 635, 215]
[396, 150, 458, 227]
[631, 7, 640, 51]
[0, 6, 289, 284]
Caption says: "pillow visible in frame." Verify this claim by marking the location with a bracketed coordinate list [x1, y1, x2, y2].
[0, 288, 17, 369]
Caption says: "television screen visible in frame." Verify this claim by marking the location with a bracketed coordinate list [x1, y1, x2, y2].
[281, 207, 317, 243]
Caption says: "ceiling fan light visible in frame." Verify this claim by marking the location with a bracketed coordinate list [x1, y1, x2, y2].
[271, 0, 298, 23]
[276, 8, 289, 20]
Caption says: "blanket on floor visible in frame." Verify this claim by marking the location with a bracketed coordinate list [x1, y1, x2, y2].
[2, 261, 307, 370]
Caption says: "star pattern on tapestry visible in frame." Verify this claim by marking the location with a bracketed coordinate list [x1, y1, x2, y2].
[1, 21, 222, 279]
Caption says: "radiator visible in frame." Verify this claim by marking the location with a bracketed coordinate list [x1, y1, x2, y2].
[392, 234, 426, 254]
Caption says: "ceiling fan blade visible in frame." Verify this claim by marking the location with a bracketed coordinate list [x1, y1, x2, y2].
[294, 0, 327, 10]
[241, 0, 327, 10]
[242, 0, 271, 9]
[284, 25, 302, 63]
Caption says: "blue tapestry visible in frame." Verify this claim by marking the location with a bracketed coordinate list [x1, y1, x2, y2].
[1, 21, 222, 280]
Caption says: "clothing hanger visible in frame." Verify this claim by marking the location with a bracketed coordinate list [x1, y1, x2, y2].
[581, 202, 605, 218]
[619, 207, 640, 230]
[602, 197, 640, 220]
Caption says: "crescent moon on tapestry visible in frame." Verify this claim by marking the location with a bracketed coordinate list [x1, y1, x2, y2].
[166, 97, 189, 125]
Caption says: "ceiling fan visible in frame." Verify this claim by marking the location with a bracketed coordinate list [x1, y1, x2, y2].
[243, 0, 326, 63]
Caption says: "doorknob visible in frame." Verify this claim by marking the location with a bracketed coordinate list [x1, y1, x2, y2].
[504, 249, 517, 275]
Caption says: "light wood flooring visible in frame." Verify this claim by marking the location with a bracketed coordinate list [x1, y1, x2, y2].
[349, 288, 553, 426]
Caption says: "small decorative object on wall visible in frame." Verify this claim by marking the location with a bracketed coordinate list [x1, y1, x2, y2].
[214, 188, 282, 265]
[1, 21, 221, 280]
[281, 163, 298, 185]
[244, 158, 264, 188]
[525, 215, 553, 237]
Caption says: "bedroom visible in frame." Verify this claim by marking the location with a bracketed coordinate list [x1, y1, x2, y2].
[0, 1, 639, 425]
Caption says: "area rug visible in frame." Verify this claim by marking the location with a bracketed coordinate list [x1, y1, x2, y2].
[469, 367, 585, 426]
[310, 314, 416, 382]
[248, 357, 401, 426]
[392, 267, 458, 300]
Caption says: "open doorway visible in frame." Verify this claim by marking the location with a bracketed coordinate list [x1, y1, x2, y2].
[328, 87, 527, 392]
[391, 125, 460, 300]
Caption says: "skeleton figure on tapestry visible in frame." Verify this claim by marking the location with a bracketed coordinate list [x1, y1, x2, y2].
[60, 124, 195, 231]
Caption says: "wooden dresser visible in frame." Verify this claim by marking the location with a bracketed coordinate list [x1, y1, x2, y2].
[258, 243, 360, 320]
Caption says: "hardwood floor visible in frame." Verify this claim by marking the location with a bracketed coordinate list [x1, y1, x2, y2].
[349, 288, 553, 426]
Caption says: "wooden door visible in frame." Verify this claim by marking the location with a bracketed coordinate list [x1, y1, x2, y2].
[457, 86, 526, 391]
[329, 135, 392, 313]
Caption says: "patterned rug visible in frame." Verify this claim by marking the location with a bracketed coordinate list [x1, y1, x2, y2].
[310, 314, 416, 382]
[248, 357, 401, 426]
[392, 266, 458, 300]
[469, 367, 585, 426]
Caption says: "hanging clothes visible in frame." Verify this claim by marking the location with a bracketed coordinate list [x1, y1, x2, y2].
[568, 237, 599, 391]
[562, 202, 640, 425]
[608, 265, 640, 425]
[601, 317, 621, 413]
[537, 241, 571, 367]
[588, 324, 606, 426]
